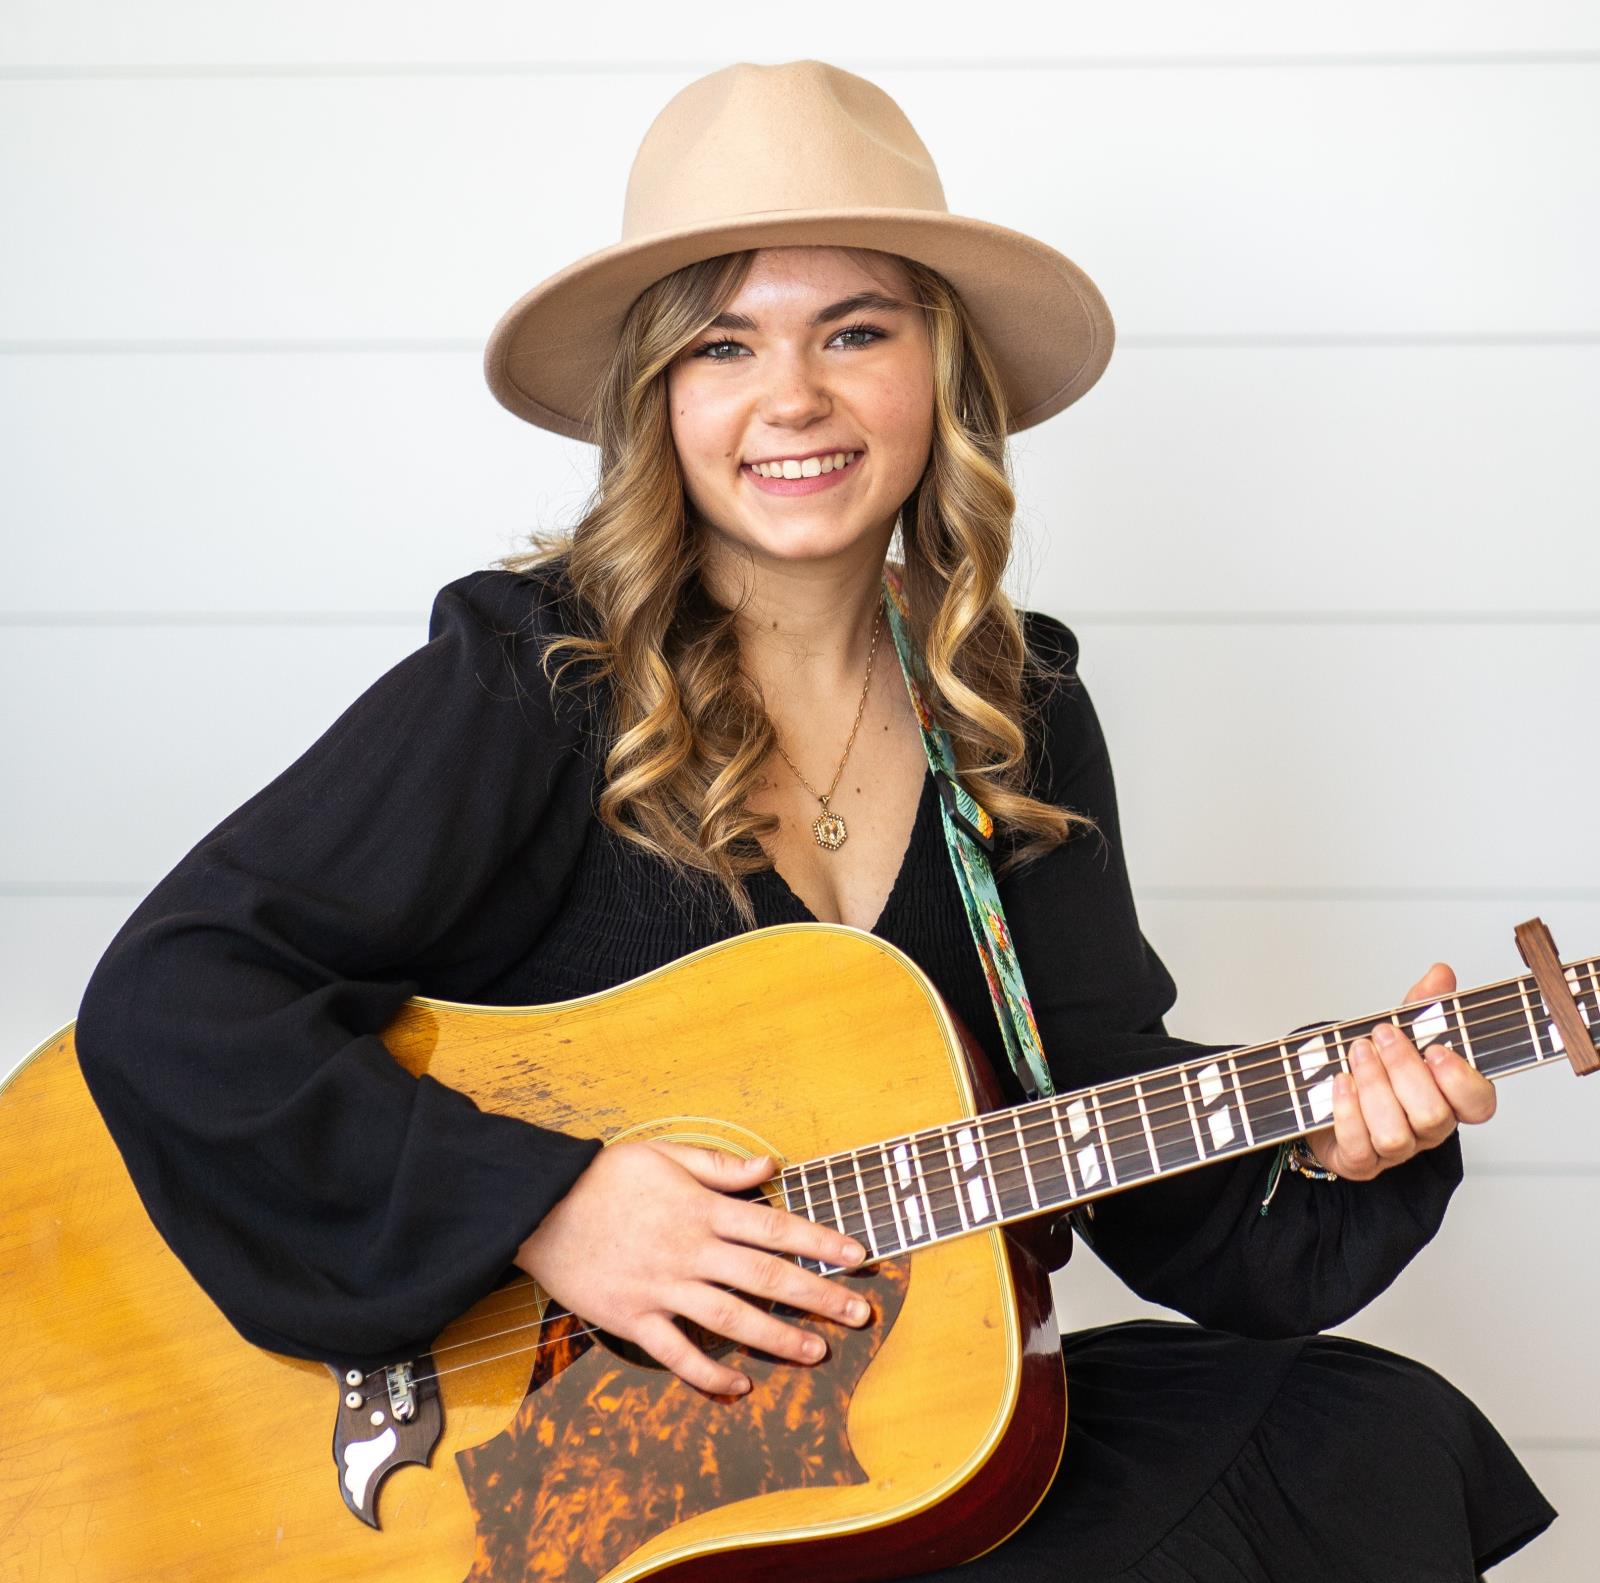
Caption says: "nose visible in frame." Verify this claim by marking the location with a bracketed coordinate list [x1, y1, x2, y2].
[755, 344, 834, 429]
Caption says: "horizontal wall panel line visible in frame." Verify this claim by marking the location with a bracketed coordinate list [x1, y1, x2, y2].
[9, 881, 1599, 903]
[3, 611, 1597, 628]
[6, 332, 1600, 355]
[3, 53, 1600, 83]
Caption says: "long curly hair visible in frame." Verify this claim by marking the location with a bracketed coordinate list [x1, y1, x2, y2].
[495, 245, 1099, 927]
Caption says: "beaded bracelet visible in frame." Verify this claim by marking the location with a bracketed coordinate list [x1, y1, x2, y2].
[1286, 1139, 1339, 1181]
[1259, 1138, 1341, 1214]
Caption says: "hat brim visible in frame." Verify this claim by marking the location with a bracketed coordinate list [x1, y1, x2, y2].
[483, 207, 1114, 443]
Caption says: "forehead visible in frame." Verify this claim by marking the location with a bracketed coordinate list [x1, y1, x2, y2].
[725, 246, 911, 307]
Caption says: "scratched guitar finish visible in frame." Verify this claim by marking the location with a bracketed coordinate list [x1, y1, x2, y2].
[2, 920, 1593, 1582]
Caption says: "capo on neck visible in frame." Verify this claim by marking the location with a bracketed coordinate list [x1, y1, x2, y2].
[1514, 917, 1598, 1076]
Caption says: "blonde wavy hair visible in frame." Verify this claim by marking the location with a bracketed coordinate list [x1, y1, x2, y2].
[495, 245, 1100, 927]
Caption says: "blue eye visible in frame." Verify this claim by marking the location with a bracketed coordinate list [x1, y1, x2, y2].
[691, 322, 889, 360]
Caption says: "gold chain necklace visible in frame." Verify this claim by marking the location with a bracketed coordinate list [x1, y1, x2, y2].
[770, 593, 886, 851]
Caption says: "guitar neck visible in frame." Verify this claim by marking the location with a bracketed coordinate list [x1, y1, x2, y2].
[779, 955, 1600, 1269]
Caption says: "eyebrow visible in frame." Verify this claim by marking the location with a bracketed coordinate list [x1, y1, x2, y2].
[706, 292, 910, 332]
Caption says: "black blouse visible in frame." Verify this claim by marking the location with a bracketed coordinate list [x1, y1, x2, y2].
[73, 563, 1464, 1377]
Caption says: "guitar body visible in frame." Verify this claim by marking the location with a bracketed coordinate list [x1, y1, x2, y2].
[1, 923, 1066, 1582]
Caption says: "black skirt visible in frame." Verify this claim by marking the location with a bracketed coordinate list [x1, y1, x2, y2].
[907, 1319, 1557, 1583]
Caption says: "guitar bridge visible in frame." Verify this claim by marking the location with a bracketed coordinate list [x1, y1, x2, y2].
[325, 1354, 443, 1528]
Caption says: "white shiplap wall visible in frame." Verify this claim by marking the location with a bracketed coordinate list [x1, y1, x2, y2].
[3, 5, 1596, 1576]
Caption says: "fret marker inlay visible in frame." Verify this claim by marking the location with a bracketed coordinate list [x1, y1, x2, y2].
[1297, 1034, 1330, 1081]
[1067, 1100, 1090, 1141]
[1308, 1078, 1335, 1122]
[1077, 1145, 1102, 1187]
[1197, 1063, 1224, 1105]
[1410, 1001, 1449, 1045]
[1208, 1107, 1235, 1149]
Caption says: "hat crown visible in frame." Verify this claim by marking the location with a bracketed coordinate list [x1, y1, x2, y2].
[621, 60, 948, 240]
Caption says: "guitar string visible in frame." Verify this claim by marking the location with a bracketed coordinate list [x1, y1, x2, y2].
[388, 982, 1584, 1360]
[386, 1037, 1560, 1392]
[376, 1015, 1572, 1390]
[772, 978, 1597, 1231]
[395, 979, 1592, 1332]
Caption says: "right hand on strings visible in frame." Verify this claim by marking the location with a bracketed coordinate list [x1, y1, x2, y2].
[512, 1139, 871, 1396]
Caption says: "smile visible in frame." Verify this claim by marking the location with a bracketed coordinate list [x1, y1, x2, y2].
[742, 450, 864, 496]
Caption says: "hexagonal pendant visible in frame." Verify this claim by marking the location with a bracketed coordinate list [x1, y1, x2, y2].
[812, 810, 847, 850]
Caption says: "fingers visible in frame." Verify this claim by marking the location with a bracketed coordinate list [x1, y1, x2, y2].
[631, 1311, 751, 1397]
[1327, 1011, 1495, 1179]
[697, 1241, 873, 1331]
[672, 1280, 832, 1371]
[709, 1191, 867, 1272]
[1422, 1041, 1498, 1124]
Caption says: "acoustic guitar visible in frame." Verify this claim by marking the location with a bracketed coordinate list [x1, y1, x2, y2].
[3, 916, 1594, 1582]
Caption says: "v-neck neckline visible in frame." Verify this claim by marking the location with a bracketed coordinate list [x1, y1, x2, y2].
[761, 765, 934, 937]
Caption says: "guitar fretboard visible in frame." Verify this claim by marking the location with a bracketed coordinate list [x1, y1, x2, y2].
[779, 957, 1600, 1271]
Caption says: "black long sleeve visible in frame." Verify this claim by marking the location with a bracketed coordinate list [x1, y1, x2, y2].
[74, 569, 606, 1369]
[1004, 611, 1463, 1338]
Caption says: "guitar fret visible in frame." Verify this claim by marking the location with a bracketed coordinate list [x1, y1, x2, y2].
[1457, 982, 1525, 1074]
[1277, 1044, 1309, 1131]
[984, 1116, 1034, 1220]
[1288, 1026, 1340, 1131]
[907, 1137, 943, 1239]
[1186, 1055, 1250, 1159]
[1097, 1081, 1149, 1186]
[1010, 1112, 1041, 1210]
[920, 1131, 965, 1238]
[1139, 1068, 1201, 1172]
[780, 1170, 820, 1275]
[1225, 1059, 1257, 1147]
[953, 1124, 996, 1224]
[1233, 1048, 1297, 1147]
[976, 1120, 1014, 1219]
[1133, 1081, 1160, 1171]
[850, 1152, 883, 1258]
[888, 1140, 934, 1247]
[823, 1158, 847, 1238]
[1050, 1102, 1078, 1197]
[1061, 1095, 1107, 1190]
[1447, 993, 1478, 1069]
[941, 1126, 972, 1232]
[1089, 1091, 1120, 1188]
[1023, 1103, 1070, 1205]
[1516, 975, 1553, 1062]
[827, 1153, 870, 1255]
[878, 1145, 909, 1251]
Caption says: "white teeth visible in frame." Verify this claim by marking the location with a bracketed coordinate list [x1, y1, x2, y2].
[749, 450, 858, 479]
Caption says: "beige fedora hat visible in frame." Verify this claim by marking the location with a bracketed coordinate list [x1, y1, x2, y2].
[483, 58, 1115, 444]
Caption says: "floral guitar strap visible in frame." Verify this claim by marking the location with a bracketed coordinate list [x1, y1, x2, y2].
[879, 564, 1054, 1103]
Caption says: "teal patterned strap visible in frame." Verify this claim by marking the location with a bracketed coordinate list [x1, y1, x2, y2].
[880, 565, 1054, 1102]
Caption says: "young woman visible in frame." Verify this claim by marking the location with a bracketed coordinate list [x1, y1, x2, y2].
[74, 61, 1555, 1581]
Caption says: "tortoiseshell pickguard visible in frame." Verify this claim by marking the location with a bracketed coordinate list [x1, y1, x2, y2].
[457, 1258, 911, 1583]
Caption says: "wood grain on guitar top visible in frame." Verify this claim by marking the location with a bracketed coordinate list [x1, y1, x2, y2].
[1, 924, 1061, 1582]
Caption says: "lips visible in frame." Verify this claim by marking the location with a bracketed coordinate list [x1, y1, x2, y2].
[741, 450, 866, 496]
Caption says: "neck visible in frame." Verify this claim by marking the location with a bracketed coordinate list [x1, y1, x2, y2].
[775, 955, 1600, 1274]
[697, 531, 894, 693]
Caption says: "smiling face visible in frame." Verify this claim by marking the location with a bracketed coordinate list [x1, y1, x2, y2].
[665, 246, 935, 584]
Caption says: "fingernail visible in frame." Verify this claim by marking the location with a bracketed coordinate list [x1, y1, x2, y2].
[847, 1298, 870, 1323]
[732, 1375, 751, 1394]
[803, 1335, 825, 1360]
[1373, 1023, 1398, 1047]
[842, 1241, 867, 1264]
[1351, 1039, 1374, 1064]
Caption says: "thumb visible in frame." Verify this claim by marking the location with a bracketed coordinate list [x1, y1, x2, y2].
[653, 1141, 772, 1188]
[1404, 960, 1456, 1004]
